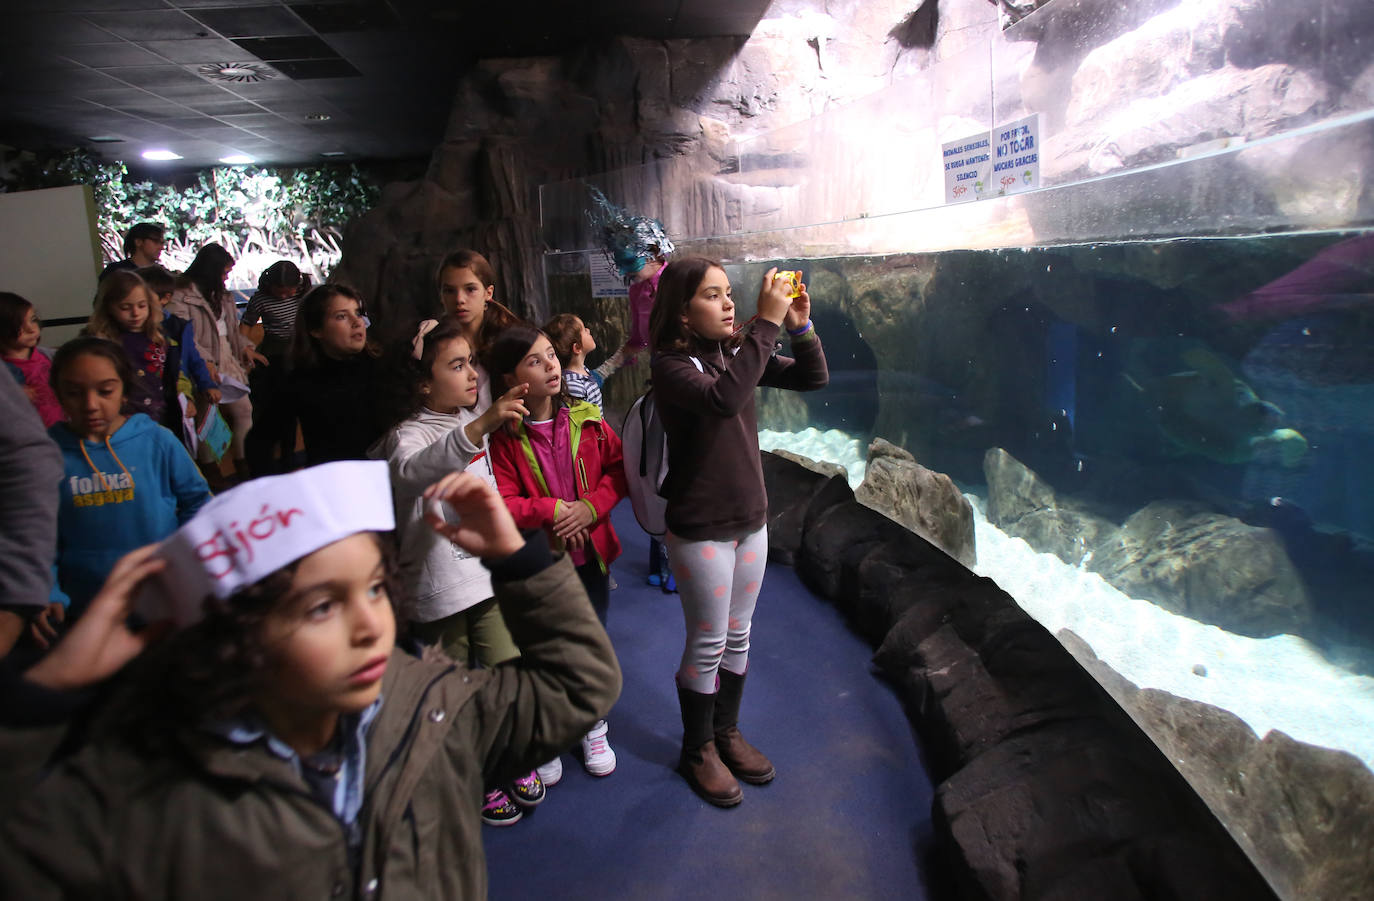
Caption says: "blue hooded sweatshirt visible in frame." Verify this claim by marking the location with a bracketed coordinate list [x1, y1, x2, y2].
[50, 412, 212, 616]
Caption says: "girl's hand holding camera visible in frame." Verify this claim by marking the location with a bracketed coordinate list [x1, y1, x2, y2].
[756, 266, 796, 327]
[783, 279, 811, 332]
[423, 471, 525, 560]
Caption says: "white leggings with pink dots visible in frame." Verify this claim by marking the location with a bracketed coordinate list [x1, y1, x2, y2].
[664, 525, 769, 694]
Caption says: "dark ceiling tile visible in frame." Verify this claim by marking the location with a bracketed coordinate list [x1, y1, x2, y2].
[270, 58, 360, 79]
[80, 10, 207, 42]
[289, 2, 400, 34]
[232, 35, 338, 62]
[142, 37, 250, 64]
[188, 6, 312, 39]
[322, 31, 412, 59]
[59, 43, 165, 68]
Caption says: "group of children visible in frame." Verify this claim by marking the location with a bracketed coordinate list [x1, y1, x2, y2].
[1, 230, 828, 894]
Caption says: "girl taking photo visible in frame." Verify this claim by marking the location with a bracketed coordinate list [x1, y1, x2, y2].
[647, 258, 828, 807]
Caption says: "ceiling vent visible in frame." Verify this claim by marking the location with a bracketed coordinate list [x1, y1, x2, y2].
[198, 62, 278, 84]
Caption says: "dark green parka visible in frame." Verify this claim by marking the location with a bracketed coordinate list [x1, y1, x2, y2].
[0, 551, 621, 900]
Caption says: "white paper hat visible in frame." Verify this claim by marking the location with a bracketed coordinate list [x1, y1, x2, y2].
[135, 460, 395, 627]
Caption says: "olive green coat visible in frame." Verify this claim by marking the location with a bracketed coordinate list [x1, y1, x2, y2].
[0, 554, 621, 900]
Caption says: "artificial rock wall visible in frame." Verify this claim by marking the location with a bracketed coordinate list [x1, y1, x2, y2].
[334, 0, 1001, 335]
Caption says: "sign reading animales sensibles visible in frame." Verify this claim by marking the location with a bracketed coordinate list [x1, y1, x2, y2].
[942, 113, 1042, 203]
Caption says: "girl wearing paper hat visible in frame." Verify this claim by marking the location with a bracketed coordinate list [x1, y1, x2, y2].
[0, 461, 622, 898]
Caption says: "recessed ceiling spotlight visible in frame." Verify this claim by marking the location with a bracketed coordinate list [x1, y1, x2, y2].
[88, 135, 124, 143]
[305, 113, 332, 121]
[142, 149, 183, 161]
[198, 62, 276, 83]
[219, 155, 254, 165]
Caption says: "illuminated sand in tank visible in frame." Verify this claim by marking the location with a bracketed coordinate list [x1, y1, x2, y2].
[761, 428, 1374, 773]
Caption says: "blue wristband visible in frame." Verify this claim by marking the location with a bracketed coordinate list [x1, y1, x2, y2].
[786, 320, 813, 337]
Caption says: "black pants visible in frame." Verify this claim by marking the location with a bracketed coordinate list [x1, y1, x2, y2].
[576, 560, 610, 627]
[244, 348, 297, 477]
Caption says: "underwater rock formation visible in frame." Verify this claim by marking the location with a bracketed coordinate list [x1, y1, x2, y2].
[982, 448, 1314, 638]
[983, 447, 1118, 565]
[765, 447, 849, 482]
[854, 437, 976, 568]
[1061, 630, 1374, 901]
[1089, 500, 1314, 638]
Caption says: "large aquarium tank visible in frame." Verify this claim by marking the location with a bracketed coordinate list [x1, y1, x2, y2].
[539, 1, 1373, 896]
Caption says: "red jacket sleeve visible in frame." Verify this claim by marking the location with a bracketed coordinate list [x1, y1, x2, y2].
[489, 430, 560, 529]
[582, 421, 627, 522]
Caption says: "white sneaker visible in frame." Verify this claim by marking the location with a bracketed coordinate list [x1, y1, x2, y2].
[581, 720, 616, 776]
[536, 756, 563, 787]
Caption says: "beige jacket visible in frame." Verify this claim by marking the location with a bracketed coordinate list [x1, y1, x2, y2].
[166, 282, 251, 383]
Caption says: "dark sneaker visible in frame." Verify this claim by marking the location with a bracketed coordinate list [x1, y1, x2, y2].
[481, 788, 523, 826]
[508, 770, 546, 807]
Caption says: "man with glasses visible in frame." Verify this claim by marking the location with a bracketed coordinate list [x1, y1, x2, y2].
[99, 222, 166, 279]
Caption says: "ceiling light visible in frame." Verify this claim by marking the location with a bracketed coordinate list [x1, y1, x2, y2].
[219, 155, 254, 165]
[305, 113, 332, 121]
[142, 149, 183, 161]
[87, 135, 124, 143]
[320, 151, 346, 157]
[198, 62, 276, 83]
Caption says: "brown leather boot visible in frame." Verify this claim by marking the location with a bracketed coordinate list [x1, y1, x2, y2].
[713, 669, 775, 784]
[677, 685, 742, 807]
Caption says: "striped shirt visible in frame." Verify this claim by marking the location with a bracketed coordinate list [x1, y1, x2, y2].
[242, 290, 300, 342]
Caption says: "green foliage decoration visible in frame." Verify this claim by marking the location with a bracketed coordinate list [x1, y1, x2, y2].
[0, 147, 380, 284]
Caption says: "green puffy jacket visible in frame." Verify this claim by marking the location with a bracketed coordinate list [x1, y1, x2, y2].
[0, 552, 621, 900]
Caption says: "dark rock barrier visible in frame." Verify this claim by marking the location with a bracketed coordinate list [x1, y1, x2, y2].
[762, 451, 1278, 900]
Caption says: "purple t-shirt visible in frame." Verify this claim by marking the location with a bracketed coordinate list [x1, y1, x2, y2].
[525, 413, 585, 566]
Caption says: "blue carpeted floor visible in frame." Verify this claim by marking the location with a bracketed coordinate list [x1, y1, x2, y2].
[484, 504, 944, 901]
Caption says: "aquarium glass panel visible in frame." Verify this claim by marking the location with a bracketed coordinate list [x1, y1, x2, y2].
[543, 3, 1374, 894]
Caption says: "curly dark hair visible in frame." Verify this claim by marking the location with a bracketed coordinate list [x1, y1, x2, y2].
[98, 532, 403, 751]
[377, 314, 473, 432]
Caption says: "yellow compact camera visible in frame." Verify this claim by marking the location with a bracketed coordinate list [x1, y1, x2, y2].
[774, 269, 803, 299]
